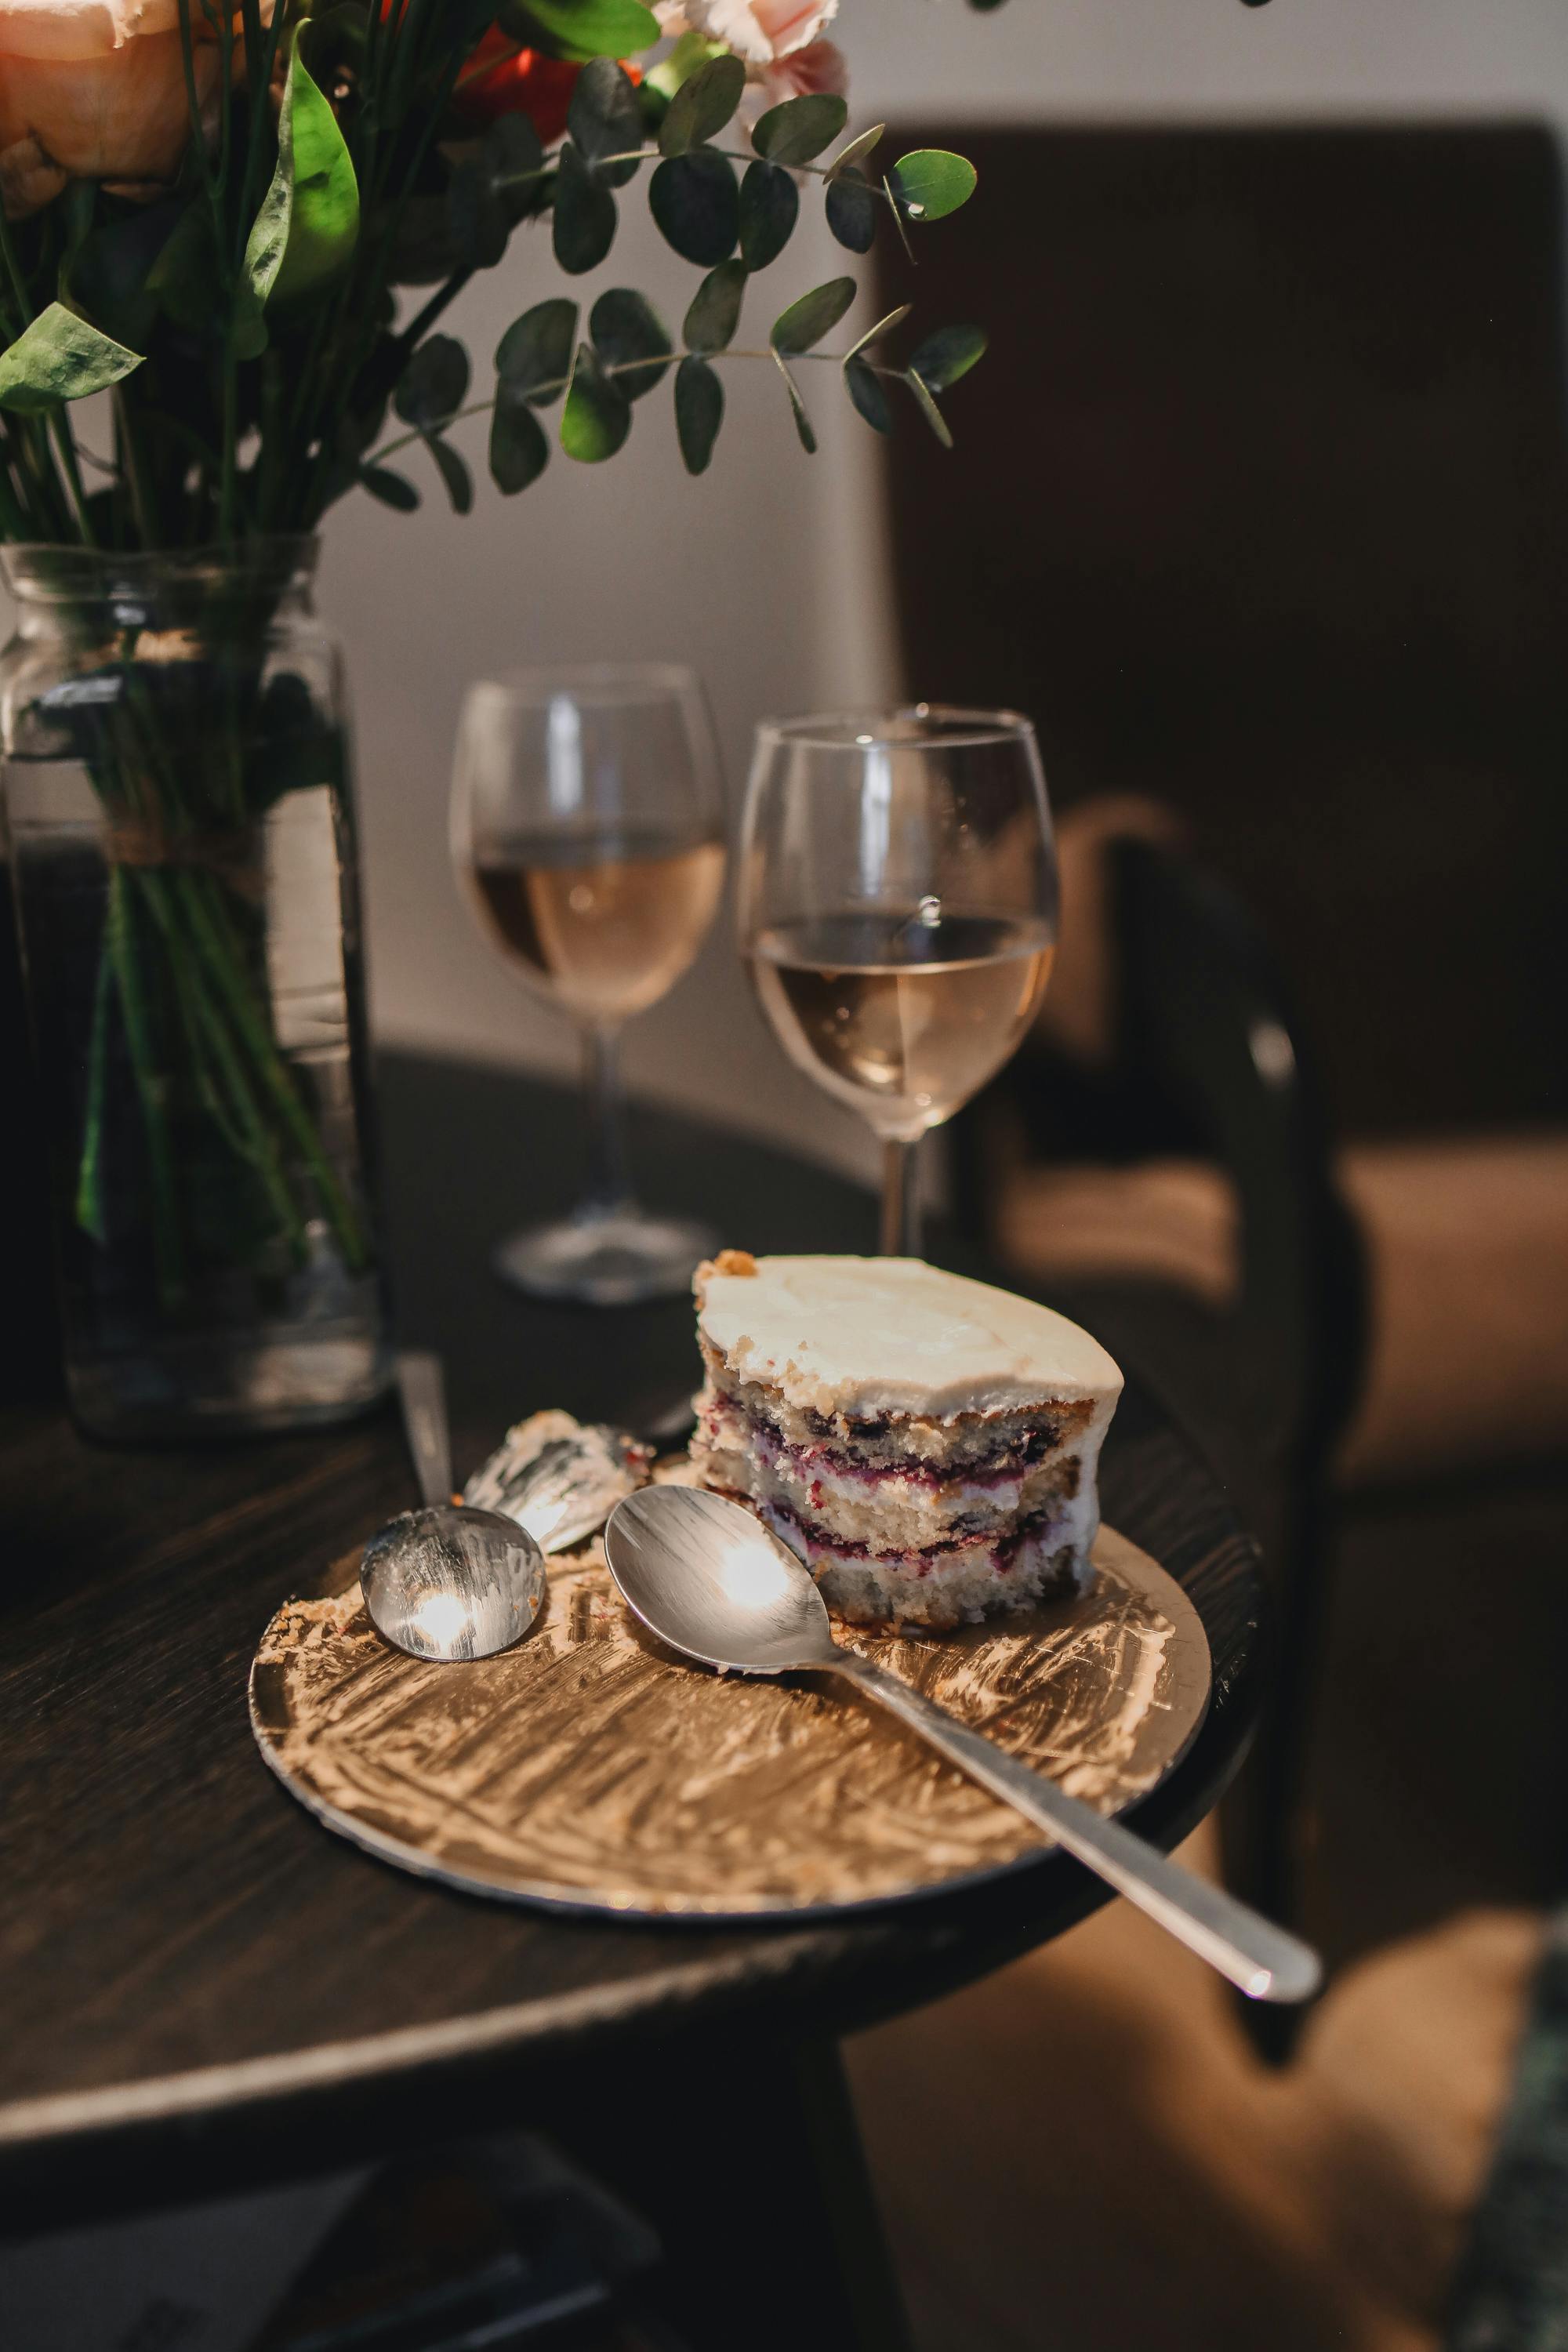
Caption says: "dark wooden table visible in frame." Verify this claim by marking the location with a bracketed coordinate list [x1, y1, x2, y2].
[0, 1052, 1265, 2349]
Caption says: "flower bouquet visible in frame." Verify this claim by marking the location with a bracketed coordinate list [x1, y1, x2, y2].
[0, 0, 986, 1436]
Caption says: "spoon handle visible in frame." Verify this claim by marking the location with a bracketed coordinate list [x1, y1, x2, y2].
[829, 1653, 1320, 2005]
[396, 1352, 454, 1507]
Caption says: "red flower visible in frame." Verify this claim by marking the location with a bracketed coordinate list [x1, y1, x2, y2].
[450, 34, 583, 140]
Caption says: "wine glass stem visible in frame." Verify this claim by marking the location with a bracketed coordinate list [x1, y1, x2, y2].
[582, 1022, 632, 1217]
[880, 1136, 922, 1258]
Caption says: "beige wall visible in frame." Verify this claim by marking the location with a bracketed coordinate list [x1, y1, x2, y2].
[5, 0, 1566, 1185]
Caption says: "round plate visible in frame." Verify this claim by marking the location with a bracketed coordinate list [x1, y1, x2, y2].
[249, 1521, 1210, 1922]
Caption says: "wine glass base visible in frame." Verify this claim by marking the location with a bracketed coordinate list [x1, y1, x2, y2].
[492, 1207, 720, 1307]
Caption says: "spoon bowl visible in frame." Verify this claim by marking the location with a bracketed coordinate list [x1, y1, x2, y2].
[360, 1353, 548, 1664]
[607, 1484, 836, 1675]
[361, 1503, 546, 1664]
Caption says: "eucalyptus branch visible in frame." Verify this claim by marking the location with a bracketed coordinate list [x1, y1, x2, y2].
[595, 143, 908, 212]
[362, 344, 906, 468]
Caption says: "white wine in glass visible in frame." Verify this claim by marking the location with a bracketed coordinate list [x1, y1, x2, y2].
[740, 709, 1058, 1257]
[452, 666, 726, 1304]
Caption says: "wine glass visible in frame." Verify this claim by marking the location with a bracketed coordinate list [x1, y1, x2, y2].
[452, 664, 727, 1303]
[739, 705, 1058, 1259]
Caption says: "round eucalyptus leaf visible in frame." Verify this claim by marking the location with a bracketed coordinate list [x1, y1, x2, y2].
[826, 123, 885, 179]
[903, 368, 954, 448]
[490, 387, 550, 493]
[770, 275, 855, 355]
[428, 436, 474, 515]
[674, 354, 723, 475]
[553, 141, 619, 274]
[751, 93, 847, 167]
[394, 333, 470, 430]
[684, 259, 746, 354]
[388, 193, 461, 286]
[739, 160, 798, 270]
[590, 288, 673, 399]
[447, 154, 510, 269]
[561, 343, 633, 461]
[358, 463, 420, 512]
[495, 299, 579, 405]
[825, 168, 877, 255]
[909, 322, 987, 394]
[771, 353, 817, 453]
[568, 57, 644, 189]
[843, 355, 891, 434]
[649, 150, 739, 266]
[483, 113, 546, 223]
[888, 149, 978, 223]
[658, 53, 745, 156]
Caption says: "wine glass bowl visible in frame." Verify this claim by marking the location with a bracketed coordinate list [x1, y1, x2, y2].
[739, 706, 1057, 1255]
[452, 664, 727, 1304]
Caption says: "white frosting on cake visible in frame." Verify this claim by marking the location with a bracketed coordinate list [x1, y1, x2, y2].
[696, 1255, 1123, 1421]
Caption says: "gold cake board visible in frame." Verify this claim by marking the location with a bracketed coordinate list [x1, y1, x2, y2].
[249, 1514, 1211, 1922]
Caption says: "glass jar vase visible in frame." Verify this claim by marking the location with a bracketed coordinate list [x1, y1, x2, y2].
[0, 539, 391, 1439]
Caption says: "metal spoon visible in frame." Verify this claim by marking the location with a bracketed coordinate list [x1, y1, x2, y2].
[604, 1486, 1322, 2005]
[360, 1353, 546, 1663]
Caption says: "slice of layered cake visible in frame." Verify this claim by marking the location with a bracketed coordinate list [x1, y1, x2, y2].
[691, 1251, 1123, 1630]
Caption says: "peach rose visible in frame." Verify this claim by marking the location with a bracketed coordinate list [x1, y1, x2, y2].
[0, 0, 252, 219]
[742, 32, 845, 114]
[658, 0, 837, 70]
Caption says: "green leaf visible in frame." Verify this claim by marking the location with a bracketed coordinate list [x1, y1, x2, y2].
[843, 355, 891, 434]
[387, 193, 463, 286]
[71, 202, 180, 354]
[752, 93, 847, 167]
[903, 368, 953, 448]
[0, 303, 142, 412]
[150, 201, 267, 353]
[771, 276, 855, 355]
[649, 150, 739, 267]
[909, 323, 987, 393]
[644, 27, 727, 103]
[516, 0, 659, 60]
[684, 259, 746, 354]
[427, 437, 474, 515]
[825, 168, 877, 255]
[394, 334, 470, 430]
[674, 354, 723, 474]
[495, 299, 578, 405]
[568, 56, 643, 188]
[739, 160, 798, 270]
[359, 463, 420, 510]
[827, 123, 884, 180]
[485, 113, 548, 224]
[447, 154, 510, 269]
[888, 148, 977, 223]
[561, 342, 632, 461]
[553, 140, 618, 274]
[142, 209, 209, 332]
[659, 53, 745, 155]
[244, 49, 360, 310]
[771, 352, 816, 454]
[490, 387, 550, 492]
[590, 288, 672, 399]
[844, 303, 910, 363]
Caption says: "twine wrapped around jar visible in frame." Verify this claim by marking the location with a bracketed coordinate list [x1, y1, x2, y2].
[103, 821, 266, 899]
